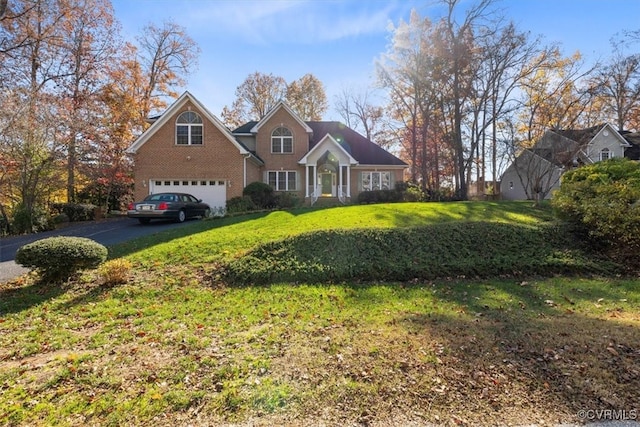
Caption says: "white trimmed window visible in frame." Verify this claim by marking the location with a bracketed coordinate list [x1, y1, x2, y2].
[267, 171, 297, 191]
[271, 127, 293, 153]
[176, 111, 203, 145]
[599, 148, 611, 161]
[361, 171, 391, 191]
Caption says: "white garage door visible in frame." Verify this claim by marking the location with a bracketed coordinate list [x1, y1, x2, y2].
[149, 179, 227, 209]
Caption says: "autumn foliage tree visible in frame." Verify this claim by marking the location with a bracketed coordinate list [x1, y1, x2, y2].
[221, 72, 328, 128]
[0, 0, 199, 232]
[285, 73, 328, 121]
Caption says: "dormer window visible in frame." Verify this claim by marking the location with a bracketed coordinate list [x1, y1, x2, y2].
[600, 148, 611, 161]
[176, 111, 203, 145]
[271, 126, 293, 153]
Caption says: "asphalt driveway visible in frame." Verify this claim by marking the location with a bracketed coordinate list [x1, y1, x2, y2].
[0, 216, 198, 282]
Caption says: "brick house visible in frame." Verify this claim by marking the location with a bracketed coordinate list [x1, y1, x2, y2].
[127, 91, 407, 208]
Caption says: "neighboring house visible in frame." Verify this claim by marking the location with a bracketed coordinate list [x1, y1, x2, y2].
[501, 123, 640, 200]
[127, 92, 407, 208]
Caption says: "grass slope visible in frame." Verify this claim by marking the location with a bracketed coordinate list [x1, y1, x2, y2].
[111, 201, 554, 267]
[1, 201, 638, 426]
[224, 222, 616, 285]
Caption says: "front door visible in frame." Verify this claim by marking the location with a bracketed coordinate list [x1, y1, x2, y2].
[321, 173, 333, 196]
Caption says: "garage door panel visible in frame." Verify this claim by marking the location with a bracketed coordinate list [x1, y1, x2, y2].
[149, 179, 227, 209]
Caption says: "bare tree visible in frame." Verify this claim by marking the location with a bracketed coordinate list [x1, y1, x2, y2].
[590, 50, 640, 132]
[334, 87, 385, 145]
[440, 0, 496, 199]
[137, 20, 200, 119]
[222, 72, 287, 125]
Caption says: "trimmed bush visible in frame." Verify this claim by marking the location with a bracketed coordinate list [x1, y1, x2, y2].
[51, 203, 97, 222]
[243, 182, 276, 209]
[223, 222, 617, 285]
[552, 158, 640, 262]
[15, 236, 108, 280]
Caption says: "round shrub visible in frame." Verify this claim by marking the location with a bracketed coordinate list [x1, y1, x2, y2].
[243, 181, 275, 209]
[552, 158, 640, 262]
[15, 236, 108, 280]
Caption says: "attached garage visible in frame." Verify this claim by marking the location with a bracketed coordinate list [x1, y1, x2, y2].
[149, 179, 227, 209]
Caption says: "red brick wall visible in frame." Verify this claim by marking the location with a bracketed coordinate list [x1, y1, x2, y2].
[131, 100, 247, 201]
[253, 108, 309, 198]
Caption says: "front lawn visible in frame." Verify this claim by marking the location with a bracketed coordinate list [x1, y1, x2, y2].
[1, 201, 638, 426]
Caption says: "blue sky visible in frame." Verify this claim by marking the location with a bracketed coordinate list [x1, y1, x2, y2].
[111, 0, 640, 121]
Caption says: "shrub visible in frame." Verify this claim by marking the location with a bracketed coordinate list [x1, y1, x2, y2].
[274, 192, 300, 209]
[51, 203, 96, 222]
[243, 182, 276, 209]
[357, 189, 403, 204]
[53, 213, 70, 224]
[15, 236, 108, 280]
[11, 204, 53, 234]
[77, 179, 134, 212]
[98, 258, 132, 285]
[226, 196, 257, 214]
[552, 158, 640, 262]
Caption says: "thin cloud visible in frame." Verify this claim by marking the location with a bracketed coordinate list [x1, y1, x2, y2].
[186, 0, 402, 45]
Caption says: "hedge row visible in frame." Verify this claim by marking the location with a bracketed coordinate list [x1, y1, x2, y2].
[222, 222, 618, 285]
[51, 203, 97, 222]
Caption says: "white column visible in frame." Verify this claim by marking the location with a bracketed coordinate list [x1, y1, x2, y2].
[339, 164, 343, 197]
[346, 166, 351, 197]
[313, 165, 317, 195]
[305, 165, 310, 197]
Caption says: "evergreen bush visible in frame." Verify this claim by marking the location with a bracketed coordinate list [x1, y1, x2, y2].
[15, 236, 108, 280]
[51, 203, 96, 222]
[226, 196, 257, 214]
[552, 158, 640, 262]
[243, 182, 276, 209]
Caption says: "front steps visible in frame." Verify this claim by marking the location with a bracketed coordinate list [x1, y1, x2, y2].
[309, 197, 346, 208]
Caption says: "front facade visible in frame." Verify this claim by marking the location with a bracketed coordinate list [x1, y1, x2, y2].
[501, 123, 637, 201]
[127, 92, 407, 208]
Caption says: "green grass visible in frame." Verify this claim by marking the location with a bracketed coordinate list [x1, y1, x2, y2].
[110, 201, 554, 267]
[1, 201, 639, 426]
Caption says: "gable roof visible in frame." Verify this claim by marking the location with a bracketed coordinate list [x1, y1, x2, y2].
[307, 122, 407, 166]
[298, 133, 358, 165]
[249, 101, 313, 134]
[553, 123, 631, 148]
[127, 91, 251, 155]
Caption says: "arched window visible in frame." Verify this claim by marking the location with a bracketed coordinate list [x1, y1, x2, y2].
[271, 127, 293, 153]
[176, 111, 203, 145]
[599, 148, 610, 161]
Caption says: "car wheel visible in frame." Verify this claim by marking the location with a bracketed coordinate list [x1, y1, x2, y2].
[176, 209, 186, 223]
[203, 208, 211, 219]
[138, 218, 151, 225]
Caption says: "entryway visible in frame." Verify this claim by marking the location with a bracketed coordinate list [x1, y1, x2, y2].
[321, 173, 335, 196]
